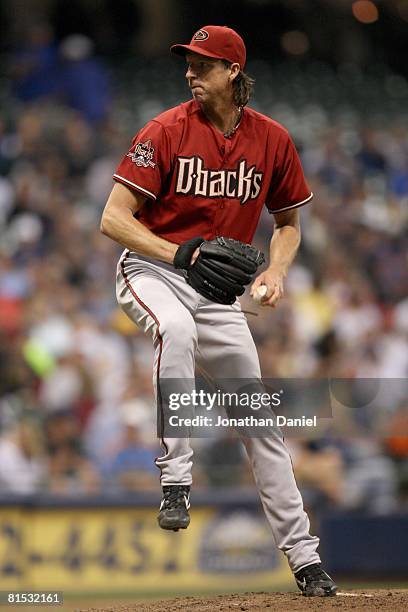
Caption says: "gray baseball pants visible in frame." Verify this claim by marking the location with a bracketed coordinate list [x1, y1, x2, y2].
[116, 249, 321, 572]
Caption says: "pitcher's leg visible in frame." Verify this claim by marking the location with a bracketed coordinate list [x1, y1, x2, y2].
[242, 435, 320, 572]
[117, 267, 195, 485]
[195, 300, 262, 378]
[196, 299, 320, 571]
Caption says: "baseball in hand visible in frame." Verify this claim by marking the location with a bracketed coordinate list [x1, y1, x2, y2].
[253, 284, 267, 304]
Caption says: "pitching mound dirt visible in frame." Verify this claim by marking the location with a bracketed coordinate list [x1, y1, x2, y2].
[77, 589, 408, 612]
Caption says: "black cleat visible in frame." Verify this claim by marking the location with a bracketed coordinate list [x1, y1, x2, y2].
[157, 485, 191, 531]
[295, 563, 337, 597]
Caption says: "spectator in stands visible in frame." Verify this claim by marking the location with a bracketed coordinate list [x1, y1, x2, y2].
[45, 409, 100, 495]
[59, 35, 111, 123]
[9, 22, 59, 102]
[102, 398, 158, 492]
[0, 412, 47, 494]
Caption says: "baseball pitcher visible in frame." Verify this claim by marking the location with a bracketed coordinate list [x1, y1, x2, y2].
[101, 25, 337, 597]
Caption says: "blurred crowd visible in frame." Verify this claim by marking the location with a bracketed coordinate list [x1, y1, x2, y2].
[0, 32, 407, 516]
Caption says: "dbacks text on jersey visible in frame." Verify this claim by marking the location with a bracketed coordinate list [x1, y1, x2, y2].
[176, 156, 263, 204]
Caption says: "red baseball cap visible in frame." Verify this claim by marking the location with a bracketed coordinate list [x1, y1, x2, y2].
[171, 25, 246, 69]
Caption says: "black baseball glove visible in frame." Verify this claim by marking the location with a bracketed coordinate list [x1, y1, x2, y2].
[174, 236, 265, 305]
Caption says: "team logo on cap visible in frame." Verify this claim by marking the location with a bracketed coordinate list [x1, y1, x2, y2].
[127, 139, 156, 168]
[193, 29, 209, 41]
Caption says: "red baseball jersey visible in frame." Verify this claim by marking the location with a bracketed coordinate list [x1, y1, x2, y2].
[113, 99, 312, 244]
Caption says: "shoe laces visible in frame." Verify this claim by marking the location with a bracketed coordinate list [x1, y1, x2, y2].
[162, 486, 190, 509]
[297, 564, 328, 582]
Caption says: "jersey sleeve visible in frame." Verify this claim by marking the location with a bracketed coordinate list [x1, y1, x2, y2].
[265, 131, 313, 214]
[113, 120, 171, 201]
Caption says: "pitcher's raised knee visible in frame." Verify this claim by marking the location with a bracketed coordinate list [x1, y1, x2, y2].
[160, 316, 197, 356]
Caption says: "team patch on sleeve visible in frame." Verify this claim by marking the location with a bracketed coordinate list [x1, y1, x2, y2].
[127, 139, 156, 168]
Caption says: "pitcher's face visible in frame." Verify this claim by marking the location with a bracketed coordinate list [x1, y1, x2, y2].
[185, 52, 235, 105]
